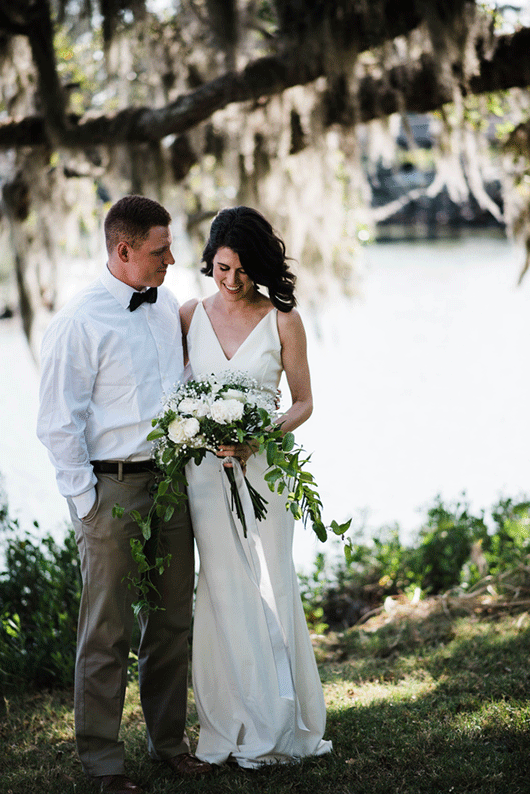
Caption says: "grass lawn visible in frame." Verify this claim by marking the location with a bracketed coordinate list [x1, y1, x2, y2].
[1, 599, 530, 794]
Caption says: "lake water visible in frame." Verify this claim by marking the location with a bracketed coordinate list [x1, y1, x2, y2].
[1, 234, 529, 573]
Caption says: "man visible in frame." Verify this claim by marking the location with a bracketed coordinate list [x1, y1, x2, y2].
[37, 195, 212, 794]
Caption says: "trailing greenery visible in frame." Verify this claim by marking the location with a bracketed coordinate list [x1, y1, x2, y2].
[114, 372, 350, 613]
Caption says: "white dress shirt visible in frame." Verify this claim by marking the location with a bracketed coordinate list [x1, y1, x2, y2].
[37, 266, 185, 518]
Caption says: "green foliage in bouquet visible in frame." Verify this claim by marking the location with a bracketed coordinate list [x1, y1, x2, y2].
[263, 429, 351, 543]
[114, 371, 351, 613]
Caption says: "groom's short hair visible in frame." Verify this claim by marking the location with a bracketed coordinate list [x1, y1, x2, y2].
[104, 195, 171, 253]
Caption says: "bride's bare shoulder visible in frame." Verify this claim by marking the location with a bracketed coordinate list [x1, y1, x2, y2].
[276, 307, 306, 343]
[276, 306, 303, 329]
[179, 298, 199, 334]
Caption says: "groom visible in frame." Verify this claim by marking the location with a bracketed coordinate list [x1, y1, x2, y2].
[37, 195, 212, 793]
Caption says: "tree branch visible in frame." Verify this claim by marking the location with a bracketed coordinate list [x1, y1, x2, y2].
[355, 27, 530, 121]
[0, 49, 325, 148]
[0, 24, 528, 151]
[24, 0, 69, 140]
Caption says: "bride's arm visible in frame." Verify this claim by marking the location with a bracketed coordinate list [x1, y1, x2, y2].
[179, 299, 199, 366]
[275, 307, 313, 434]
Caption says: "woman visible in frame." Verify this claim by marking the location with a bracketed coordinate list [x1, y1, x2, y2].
[180, 206, 332, 768]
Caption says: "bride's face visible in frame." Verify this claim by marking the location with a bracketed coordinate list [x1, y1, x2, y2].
[212, 247, 254, 303]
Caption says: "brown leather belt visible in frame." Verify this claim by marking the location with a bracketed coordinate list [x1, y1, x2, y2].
[91, 460, 159, 481]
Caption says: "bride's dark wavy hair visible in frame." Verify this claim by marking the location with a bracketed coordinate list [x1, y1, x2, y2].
[201, 206, 297, 311]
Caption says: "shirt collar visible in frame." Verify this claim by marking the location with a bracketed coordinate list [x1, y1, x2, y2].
[100, 264, 140, 310]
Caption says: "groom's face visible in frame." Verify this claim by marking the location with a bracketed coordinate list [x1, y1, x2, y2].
[121, 225, 175, 290]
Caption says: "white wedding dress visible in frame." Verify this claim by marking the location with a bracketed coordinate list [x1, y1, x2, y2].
[185, 301, 332, 768]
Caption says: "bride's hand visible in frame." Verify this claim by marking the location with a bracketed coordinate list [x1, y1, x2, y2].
[217, 442, 258, 473]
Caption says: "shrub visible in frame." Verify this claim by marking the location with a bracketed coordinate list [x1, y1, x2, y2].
[297, 552, 330, 634]
[0, 491, 81, 690]
[408, 496, 490, 593]
[304, 495, 530, 630]
[486, 497, 530, 574]
[313, 526, 419, 630]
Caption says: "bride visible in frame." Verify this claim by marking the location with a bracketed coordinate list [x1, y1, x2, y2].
[179, 206, 332, 768]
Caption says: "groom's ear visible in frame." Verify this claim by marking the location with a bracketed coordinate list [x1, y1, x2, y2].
[117, 241, 129, 263]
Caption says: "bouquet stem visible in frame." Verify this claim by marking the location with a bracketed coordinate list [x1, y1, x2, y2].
[223, 466, 268, 538]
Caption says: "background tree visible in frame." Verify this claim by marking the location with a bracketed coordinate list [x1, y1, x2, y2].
[0, 0, 529, 353]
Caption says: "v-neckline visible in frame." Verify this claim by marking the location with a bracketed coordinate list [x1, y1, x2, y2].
[199, 301, 275, 362]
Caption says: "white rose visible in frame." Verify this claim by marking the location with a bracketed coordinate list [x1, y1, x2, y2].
[178, 397, 210, 417]
[222, 388, 247, 403]
[178, 398, 198, 414]
[167, 416, 200, 444]
[210, 398, 244, 424]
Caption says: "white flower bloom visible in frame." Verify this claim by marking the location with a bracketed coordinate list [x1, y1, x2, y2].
[210, 398, 244, 424]
[178, 397, 198, 413]
[178, 397, 211, 417]
[167, 416, 200, 444]
[222, 388, 247, 403]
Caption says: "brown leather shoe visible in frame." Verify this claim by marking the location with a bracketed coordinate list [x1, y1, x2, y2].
[98, 774, 144, 793]
[165, 753, 213, 776]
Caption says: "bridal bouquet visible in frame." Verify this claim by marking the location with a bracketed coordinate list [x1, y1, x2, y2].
[149, 370, 277, 536]
[114, 370, 351, 612]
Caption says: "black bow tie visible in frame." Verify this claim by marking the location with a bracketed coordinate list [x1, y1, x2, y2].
[128, 287, 158, 312]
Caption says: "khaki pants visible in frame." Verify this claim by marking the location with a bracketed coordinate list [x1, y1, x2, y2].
[67, 470, 194, 777]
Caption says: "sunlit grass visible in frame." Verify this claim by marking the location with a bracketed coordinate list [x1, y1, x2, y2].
[2, 610, 530, 793]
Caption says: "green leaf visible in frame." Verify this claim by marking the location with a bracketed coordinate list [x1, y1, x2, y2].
[112, 503, 125, 518]
[290, 502, 303, 520]
[167, 492, 187, 506]
[147, 428, 165, 441]
[158, 492, 178, 506]
[338, 518, 352, 534]
[258, 407, 270, 424]
[162, 446, 173, 464]
[282, 464, 299, 478]
[282, 432, 295, 451]
[264, 468, 283, 484]
[140, 521, 152, 541]
[155, 554, 171, 574]
[266, 441, 278, 467]
[312, 520, 327, 542]
[164, 505, 175, 522]
[298, 471, 314, 483]
[158, 480, 169, 496]
[331, 520, 347, 536]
